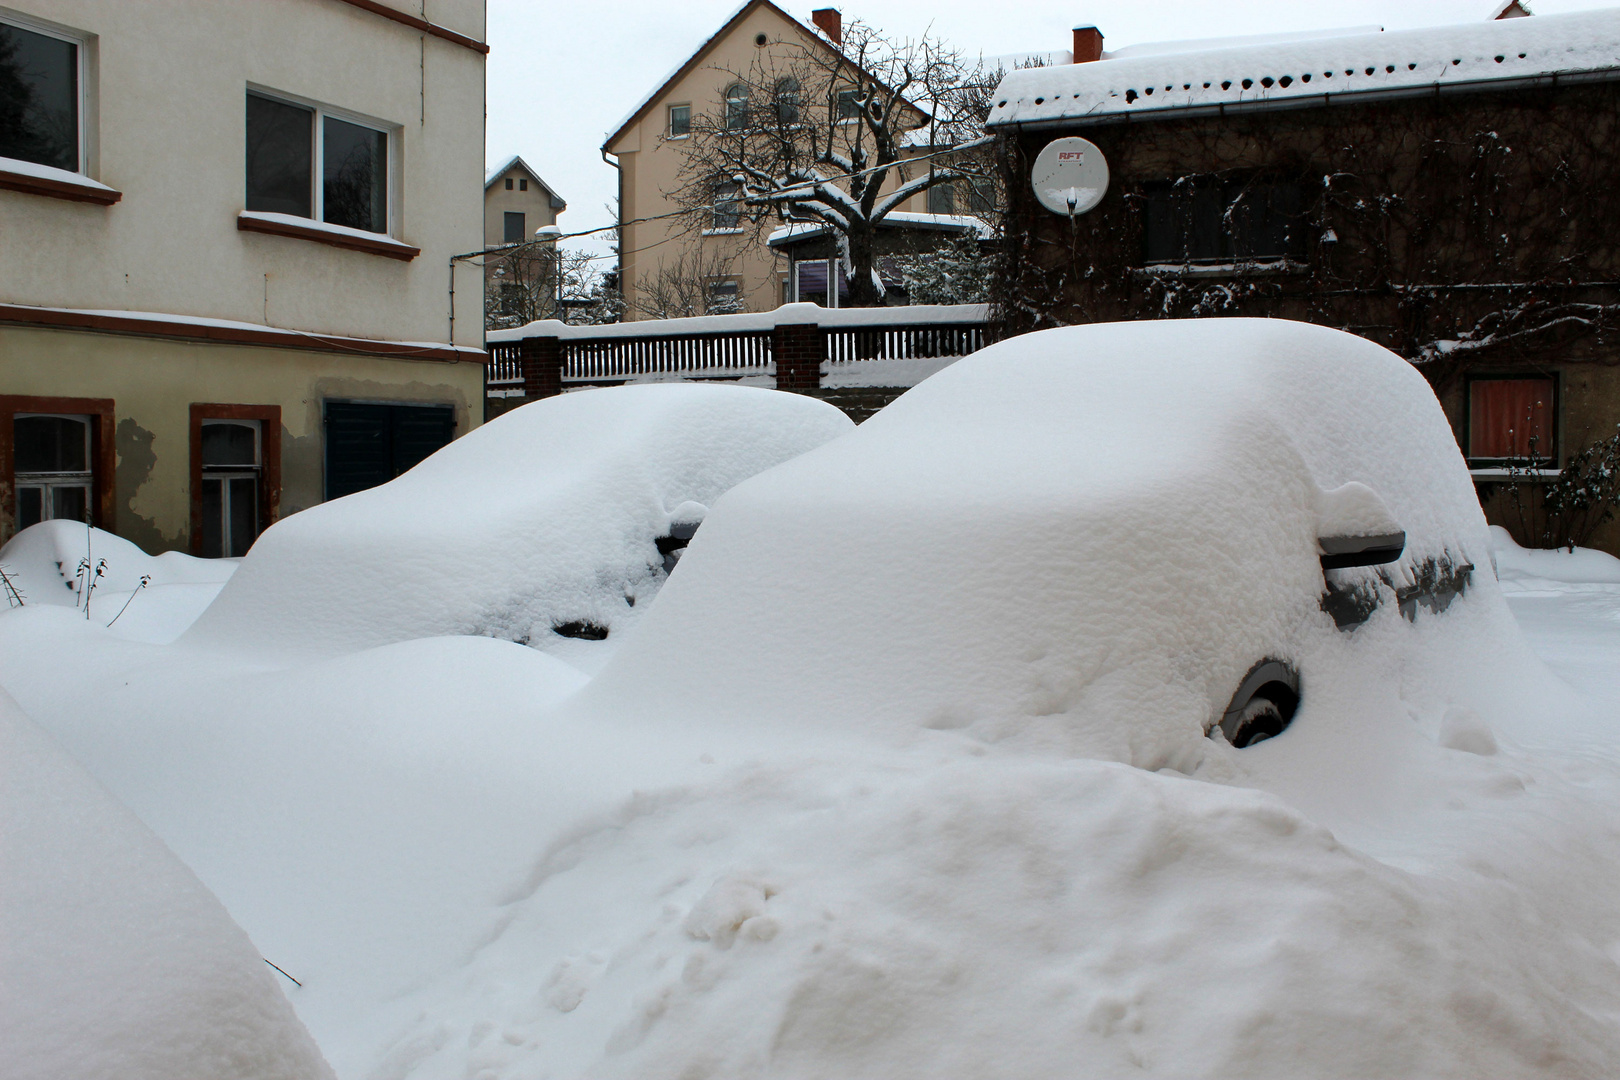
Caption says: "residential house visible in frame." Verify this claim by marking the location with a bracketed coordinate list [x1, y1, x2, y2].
[603, 2, 986, 319]
[987, 9, 1620, 554]
[483, 155, 567, 325]
[0, 0, 488, 557]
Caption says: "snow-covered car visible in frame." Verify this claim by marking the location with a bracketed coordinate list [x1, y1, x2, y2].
[187, 384, 852, 661]
[590, 318, 1521, 767]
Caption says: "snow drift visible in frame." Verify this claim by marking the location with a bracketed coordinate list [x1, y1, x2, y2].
[0, 520, 236, 641]
[0, 687, 333, 1080]
[189, 384, 853, 658]
[587, 318, 1541, 766]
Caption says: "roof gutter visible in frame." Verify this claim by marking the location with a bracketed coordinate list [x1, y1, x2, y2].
[989, 67, 1620, 133]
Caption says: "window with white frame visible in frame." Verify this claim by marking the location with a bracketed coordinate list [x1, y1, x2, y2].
[706, 278, 743, 314]
[199, 420, 261, 558]
[723, 84, 748, 131]
[712, 178, 742, 229]
[14, 414, 91, 528]
[0, 14, 84, 173]
[668, 103, 691, 138]
[245, 91, 393, 234]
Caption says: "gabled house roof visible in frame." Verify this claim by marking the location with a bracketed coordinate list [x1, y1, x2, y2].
[485, 155, 567, 211]
[603, 1, 819, 152]
[601, 0, 924, 153]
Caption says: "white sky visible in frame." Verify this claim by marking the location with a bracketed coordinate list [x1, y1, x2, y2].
[486, 0, 1615, 262]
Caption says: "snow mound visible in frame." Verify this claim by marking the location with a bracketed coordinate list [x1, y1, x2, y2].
[0, 521, 236, 640]
[1489, 525, 1620, 585]
[375, 750, 1620, 1079]
[0, 687, 333, 1080]
[188, 384, 853, 657]
[590, 318, 1514, 766]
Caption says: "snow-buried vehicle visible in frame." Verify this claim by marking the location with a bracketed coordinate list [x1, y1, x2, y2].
[186, 384, 853, 659]
[588, 318, 1513, 766]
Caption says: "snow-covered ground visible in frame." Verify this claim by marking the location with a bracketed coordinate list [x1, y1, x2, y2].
[4, 351, 1620, 1078]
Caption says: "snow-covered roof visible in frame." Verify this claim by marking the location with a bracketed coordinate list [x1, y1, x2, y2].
[987, 9, 1620, 129]
[484, 155, 567, 210]
[601, 0, 925, 152]
[767, 212, 994, 247]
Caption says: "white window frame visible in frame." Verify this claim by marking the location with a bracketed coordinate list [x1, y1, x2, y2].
[0, 7, 92, 176]
[246, 84, 401, 238]
[199, 420, 262, 559]
[668, 103, 691, 139]
[13, 412, 93, 527]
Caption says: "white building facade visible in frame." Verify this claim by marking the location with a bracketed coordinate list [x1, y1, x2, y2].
[0, 0, 488, 554]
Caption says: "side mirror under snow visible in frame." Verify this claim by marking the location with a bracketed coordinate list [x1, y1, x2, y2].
[1316, 481, 1405, 569]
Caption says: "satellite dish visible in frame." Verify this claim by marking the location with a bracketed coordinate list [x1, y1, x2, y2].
[1031, 136, 1109, 217]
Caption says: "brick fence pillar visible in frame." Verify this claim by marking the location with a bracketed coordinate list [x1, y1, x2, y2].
[520, 334, 564, 399]
[773, 321, 823, 391]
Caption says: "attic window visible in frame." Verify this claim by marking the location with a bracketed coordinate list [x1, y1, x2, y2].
[504, 178, 513, 190]
[519, 178, 527, 191]
[755, 32, 767, 46]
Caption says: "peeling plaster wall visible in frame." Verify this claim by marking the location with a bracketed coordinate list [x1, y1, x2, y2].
[0, 326, 483, 552]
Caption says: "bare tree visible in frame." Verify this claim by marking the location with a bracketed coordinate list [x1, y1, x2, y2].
[671, 20, 994, 307]
[485, 243, 620, 329]
[629, 246, 746, 320]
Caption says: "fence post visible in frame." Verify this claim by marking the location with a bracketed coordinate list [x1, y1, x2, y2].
[520, 333, 564, 399]
[773, 321, 823, 391]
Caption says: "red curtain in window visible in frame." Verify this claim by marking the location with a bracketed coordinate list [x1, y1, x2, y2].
[1469, 378, 1555, 460]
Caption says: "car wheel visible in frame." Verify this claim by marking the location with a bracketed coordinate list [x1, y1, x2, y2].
[1217, 659, 1300, 748]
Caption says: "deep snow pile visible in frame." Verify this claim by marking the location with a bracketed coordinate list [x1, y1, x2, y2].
[587, 319, 1528, 768]
[190, 384, 851, 661]
[3, 322, 1620, 1079]
[0, 687, 333, 1080]
[0, 519, 236, 642]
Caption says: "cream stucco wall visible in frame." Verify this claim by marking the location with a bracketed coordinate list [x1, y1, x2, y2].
[0, 0, 486, 348]
[607, 4, 934, 320]
[0, 325, 482, 552]
[484, 163, 563, 247]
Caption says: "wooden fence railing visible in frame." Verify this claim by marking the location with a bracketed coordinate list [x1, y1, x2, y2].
[485, 303, 991, 399]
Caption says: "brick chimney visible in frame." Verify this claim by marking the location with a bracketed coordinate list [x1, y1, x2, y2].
[812, 8, 842, 45]
[1073, 25, 1103, 63]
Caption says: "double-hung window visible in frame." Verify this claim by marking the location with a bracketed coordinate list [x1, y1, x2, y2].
[712, 179, 742, 230]
[0, 15, 81, 173]
[246, 91, 392, 234]
[13, 414, 91, 528]
[199, 421, 262, 558]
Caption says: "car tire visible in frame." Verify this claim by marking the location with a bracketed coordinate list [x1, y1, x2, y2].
[1217, 659, 1300, 748]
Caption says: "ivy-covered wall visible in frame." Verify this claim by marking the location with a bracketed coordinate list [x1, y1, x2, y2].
[992, 82, 1620, 553]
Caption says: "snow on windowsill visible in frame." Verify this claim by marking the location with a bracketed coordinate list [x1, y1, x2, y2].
[701, 227, 746, 236]
[0, 155, 121, 202]
[1132, 259, 1309, 280]
[0, 301, 484, 358]
[1469, 466, 1560, 480]
[236, 211, 420, 257]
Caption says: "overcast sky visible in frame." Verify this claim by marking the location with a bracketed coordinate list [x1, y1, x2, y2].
[486, 0, 1614, 261]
